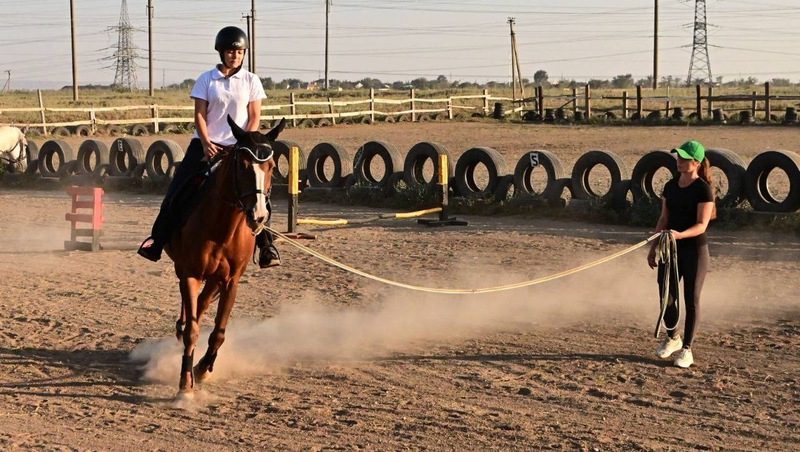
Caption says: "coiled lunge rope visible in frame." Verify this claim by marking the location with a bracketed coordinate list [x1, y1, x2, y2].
[267, 226, 661, 295]
[654, 231, 680, 338]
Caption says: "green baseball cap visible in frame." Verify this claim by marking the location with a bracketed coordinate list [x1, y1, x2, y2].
[671, 140, 705, 162]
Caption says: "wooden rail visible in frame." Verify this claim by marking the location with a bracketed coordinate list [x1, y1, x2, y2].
[2, 83, 798, 135]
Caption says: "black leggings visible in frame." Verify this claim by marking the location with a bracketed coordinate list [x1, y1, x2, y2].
[657, 243, 709, 348]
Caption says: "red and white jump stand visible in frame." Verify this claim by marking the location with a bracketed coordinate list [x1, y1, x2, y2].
[64, 186, 104, 251]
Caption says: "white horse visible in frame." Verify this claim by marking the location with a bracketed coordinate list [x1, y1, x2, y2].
[0, 125, 29, 172]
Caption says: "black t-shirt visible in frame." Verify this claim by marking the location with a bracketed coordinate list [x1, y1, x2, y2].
[663, 177, 714, 247]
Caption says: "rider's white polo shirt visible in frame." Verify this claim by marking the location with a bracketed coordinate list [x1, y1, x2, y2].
[190, 66, 267, 146]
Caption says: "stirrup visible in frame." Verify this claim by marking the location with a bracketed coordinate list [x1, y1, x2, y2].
[137, 237, 162, 262]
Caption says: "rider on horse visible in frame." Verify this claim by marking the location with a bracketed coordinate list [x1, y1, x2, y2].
[138, 26, 280, 268]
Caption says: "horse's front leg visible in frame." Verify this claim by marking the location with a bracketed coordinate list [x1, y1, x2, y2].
[194, 280, 239, 383]
[178, 276, 202, 395]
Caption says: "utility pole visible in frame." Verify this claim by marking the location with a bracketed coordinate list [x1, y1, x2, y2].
[70, 0, 78, 101]
[507, 18, 525, 106]
[251, 0, 256, 74]
[243, 13, 253, 71]
[2, 70, 10, 93]
[147, 0, 154, 96]
[653, 0, 658, 89]
[325, 0, 331, 90]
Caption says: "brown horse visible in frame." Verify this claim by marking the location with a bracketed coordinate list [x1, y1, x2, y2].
[167, 115, 284, 397]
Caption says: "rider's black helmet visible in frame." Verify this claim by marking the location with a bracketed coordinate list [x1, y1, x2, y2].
[214, 26, 249, 51]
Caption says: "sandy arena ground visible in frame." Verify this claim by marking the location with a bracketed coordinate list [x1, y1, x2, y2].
[1, 123, 799, 450]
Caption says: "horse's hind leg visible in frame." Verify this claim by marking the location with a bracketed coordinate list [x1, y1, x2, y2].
[194, 282, 239, 382]
[178, 277, 202, 395]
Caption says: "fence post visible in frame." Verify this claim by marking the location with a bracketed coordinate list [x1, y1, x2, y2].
[90, 108, 97, 134]
[288, 146, 299, 234]
[153, 105, 160, 133]
[636, 85, 643, 119]
[707, 86, 713, 118]
[572, 87, 578, 117]
[622, 91, 628, 119]
[584, 84, 591, 117]
[37, 89, 48, 136]
[369, 88, 375, 123]
[665, 99, 671, 117]
[483, 88, 490, 116]
[764, 82, 771, 123]
[695, 85, 703, 121]
[447, 97, 453, 120]
[752, 91, 757, 119]
[290, 92, 297, 128]
[410, 88, 416, 122]
[537, 86, 544, 118]
[328, 97, 336, 125]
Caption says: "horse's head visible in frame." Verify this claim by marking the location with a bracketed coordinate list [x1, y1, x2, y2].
[226, 115, 285, 228]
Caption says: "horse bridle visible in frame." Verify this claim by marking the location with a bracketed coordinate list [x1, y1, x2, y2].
[229, 144, 274, 229]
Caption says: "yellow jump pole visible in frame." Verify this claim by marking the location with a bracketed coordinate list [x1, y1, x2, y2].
[285, 146, 315, 239]
[418, 154, 468, 227]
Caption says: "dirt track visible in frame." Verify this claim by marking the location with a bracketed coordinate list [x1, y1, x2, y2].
[1, 123, 799, 450]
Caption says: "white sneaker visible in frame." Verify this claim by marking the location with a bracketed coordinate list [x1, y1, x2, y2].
[673, 348, 694, 368]
[656, 334, 683, 359]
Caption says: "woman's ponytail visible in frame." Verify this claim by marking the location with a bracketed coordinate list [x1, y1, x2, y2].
[699, 158, 717, 220]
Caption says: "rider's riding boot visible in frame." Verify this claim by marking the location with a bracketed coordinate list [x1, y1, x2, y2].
[258, 243, 281, 268]
[137, 237, 163, 262]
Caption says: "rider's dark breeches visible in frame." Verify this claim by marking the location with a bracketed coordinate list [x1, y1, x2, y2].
[150, 139, 206, 245]
[657, 242, 709, 348]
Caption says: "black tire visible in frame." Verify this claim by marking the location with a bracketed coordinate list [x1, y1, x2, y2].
[453, 147, 508, 197]
[631, 150, 677, 204]
[74, 125, 92, 137]
[513, 149, 565, 197]
[383, 115, 396, 123]
[316, 118, 332, 128]
[146, 139, 184, 183]
[298, 119, 315, 129]
[76, 139, 109, 176]
[105, 125, 125, 136]
[359, 116, 373, 125]
[25, 140, 39, 174]
[306, 142, 353, 188]
[706, 148, 746, 208]
[610, 179, 633, 212]
[744, 150, 800, 213]
[493, 174, 515, 202]
[545, 178, 572, 208]
[37, 140, 75, 178]
[403, 142, 454, 190]
[417, 114, 432, 122]
[397, 115, 411, 122]
[51, 127, 71, 137]
[131, 124, 150, 136]
[271, 140, 304, 185]
[383, 172, 405, 197]
[570, 150, 628, 200]
[109, 137, 146, 177]
[353, 141, 403, 188]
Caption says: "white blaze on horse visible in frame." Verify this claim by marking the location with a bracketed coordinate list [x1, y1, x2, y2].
[0, 126, 29, 172]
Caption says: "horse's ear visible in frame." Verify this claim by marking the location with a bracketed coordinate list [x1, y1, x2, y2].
[265, 118, 286, 141]
[227, 115, 247, 141]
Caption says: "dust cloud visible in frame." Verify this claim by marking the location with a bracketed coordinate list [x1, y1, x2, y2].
[130, 249, 676, 384]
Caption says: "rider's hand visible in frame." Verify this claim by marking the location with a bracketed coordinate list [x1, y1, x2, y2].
[202, 141, 220, 160]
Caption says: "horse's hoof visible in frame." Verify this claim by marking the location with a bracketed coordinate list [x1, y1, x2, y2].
[193, 366, 212, 383]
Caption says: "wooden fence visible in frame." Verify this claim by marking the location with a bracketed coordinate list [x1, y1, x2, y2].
[2, 83, 798, 136]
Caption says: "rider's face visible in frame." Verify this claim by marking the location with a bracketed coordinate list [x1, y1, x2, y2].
[223, 49, 245, 68]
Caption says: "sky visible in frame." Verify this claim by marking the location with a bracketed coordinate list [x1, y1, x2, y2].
[2, 0, 800, 90]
